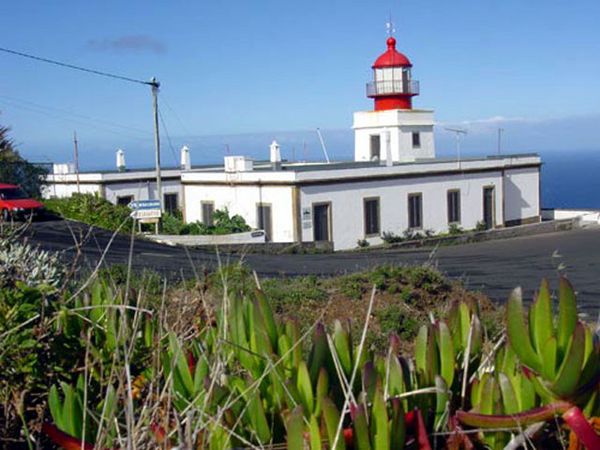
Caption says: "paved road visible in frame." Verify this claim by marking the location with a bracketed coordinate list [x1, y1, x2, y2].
[19, 219, 600, 314]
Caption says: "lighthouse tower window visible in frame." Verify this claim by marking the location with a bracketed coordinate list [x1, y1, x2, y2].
[412, 132, 421, 149]
[370, 135, 381, 160]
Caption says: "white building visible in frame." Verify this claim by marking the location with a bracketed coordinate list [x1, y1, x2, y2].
[44, 149, 189, 214]
[181, 35, 541, 250]
[45, 34, 541, 250]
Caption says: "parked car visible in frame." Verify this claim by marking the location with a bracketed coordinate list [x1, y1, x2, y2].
[0, 183, 45, 220]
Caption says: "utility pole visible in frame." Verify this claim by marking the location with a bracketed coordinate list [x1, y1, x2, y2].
[73, 131, 80, 194]
[150, 77, 162, 233]
[497, 128, 504, 155]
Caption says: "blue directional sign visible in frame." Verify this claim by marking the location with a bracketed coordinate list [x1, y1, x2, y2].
[128, 200, 161, 210]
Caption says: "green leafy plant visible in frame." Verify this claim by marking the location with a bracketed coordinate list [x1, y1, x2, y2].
[44, 193, 133, 231]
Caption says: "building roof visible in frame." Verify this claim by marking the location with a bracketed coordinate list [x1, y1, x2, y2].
[372, 37, 412, 68]
[0, 183, 18, 189]
[181, 154, 542, 186]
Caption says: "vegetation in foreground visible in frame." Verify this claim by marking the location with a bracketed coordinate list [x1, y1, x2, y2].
[45, 193, 251, 236]
[0, 227, 599, 449]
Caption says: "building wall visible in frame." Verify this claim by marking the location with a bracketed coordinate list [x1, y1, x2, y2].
[43, 179, 182, 209]
[42, 183, 101, 198]
[503, 166, 540, 224]
[104, 180, 182, 207]
[183, 184, 296, 242]
[353, 109, 436, 162]
[300, 171, 506, 250]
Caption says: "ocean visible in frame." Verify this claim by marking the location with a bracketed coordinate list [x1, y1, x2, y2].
[541, 150, 600, 209]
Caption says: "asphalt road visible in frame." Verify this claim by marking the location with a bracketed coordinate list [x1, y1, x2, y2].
[19, 218, 600, 314]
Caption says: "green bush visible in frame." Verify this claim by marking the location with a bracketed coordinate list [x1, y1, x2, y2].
[44, 193, 133, 232]
[448, 223, 464, 235]
[162, 208, 251, 235]
[377, 303, 420, 340]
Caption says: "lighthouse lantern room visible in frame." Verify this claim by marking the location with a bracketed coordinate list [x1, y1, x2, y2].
[354, 36, 436, 163]
[367, 37, 419, 111]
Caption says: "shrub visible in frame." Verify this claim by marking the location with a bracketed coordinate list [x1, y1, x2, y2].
[44, 193, 133, 232]
[448, 223, 463, 235]
[164, 208, 251, 235]
[381, 231, 403, 244]
[377, 303, 420, 340]
[0, 238, 65, 290]
[475, 220, 488, 231]
[356, 239, 370, 248]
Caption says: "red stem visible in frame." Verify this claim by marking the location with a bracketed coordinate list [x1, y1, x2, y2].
[562, 406, 600, 450]
[456, 401, 572, 428]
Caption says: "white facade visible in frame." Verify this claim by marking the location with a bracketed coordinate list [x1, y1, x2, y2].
[354, 109, 436, 163]
[182, 155, 541, 250]
[44, 168, 184, 210]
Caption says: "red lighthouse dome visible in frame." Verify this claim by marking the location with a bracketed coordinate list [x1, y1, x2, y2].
[367, 37, 419, 110]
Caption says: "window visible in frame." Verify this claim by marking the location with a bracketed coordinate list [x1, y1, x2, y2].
[257, 204, 272, 241]
[412, 132, 421, 148]
[408, 193, 423, 229]
[163, 193, 178, 215]
[364, 198, 380, 236]
[370, 135, 381, 160]
[447, 190, 461, 224]
[201, 202, 214, 226]
[116, 195, 133, 206]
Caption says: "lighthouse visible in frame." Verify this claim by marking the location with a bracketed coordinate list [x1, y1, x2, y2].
[354, 35, 436, 163]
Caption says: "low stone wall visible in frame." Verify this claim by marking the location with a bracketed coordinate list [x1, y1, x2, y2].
[371, 218, 579, 251]
[145, 231, 333, 254]
[542, 208, 600, 224]
[147, 230, 266, 246]
[202, 241, 334, 255]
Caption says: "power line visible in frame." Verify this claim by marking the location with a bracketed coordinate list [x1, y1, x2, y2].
[0, 94, 152, 136]
[158, 109, 180, 167]
[0, 46, 155, 87]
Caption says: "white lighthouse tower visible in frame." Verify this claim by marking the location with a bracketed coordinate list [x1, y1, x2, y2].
[354, 36, 436, 163]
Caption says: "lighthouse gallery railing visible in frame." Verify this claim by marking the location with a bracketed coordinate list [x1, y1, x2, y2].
[366, 79, 420, 97]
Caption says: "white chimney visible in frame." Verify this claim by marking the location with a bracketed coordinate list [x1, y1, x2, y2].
[383, 129, 393, 167]
[270, 140, 281, 163]
[116, 149, 126, 172]
[180, 145, 191, 170]
[270, 139, 281, 170]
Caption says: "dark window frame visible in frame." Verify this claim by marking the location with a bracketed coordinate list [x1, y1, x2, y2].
[370, 134, 381, 160]
[483, 185, 496, 229]
[116, 195, 134, 206]
[447, 189, 461, 224]
[201, 201, 215, 226]
[412, 132, 421, 149]
[312, 201, 332, 242]
[256, 203, 273, 241]
[363, 197, 381, 237]
[408, 193, 423, 229]
[163, 193, 179, 215]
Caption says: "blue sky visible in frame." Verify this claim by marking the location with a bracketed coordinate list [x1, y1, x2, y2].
[1, 1, 599, 168]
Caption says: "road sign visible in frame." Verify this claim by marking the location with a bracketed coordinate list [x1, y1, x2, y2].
[131, 209, 162, 220]
[129, 200, 161, 220]
[128, 200, 161, 210]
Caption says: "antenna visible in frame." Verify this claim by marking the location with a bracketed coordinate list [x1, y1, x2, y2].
[444, 127, 468, 164]
[497, 128, 504, 155]
[316, 128, 331, 163]
[386, 13, 396, 37]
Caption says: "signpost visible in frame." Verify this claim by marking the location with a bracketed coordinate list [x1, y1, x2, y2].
[129, 200, 162, 232]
